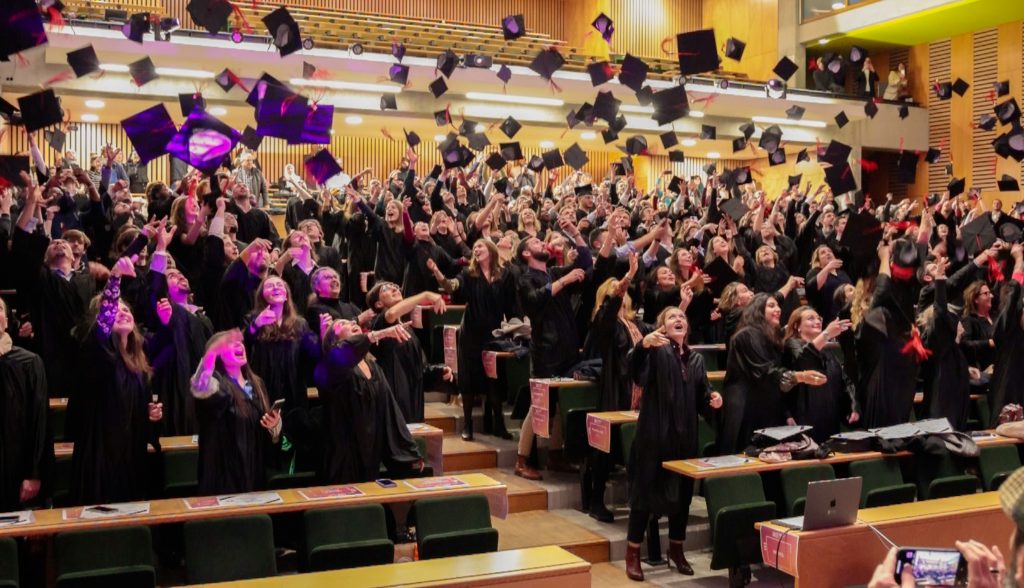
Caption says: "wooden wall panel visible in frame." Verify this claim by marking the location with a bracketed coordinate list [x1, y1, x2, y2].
[607, 0, 702, 60]
[950, 33, 973, 190]
[971, 29, 998, 193]
[927, 39, 951, 195]
[702, 0, 778, 82]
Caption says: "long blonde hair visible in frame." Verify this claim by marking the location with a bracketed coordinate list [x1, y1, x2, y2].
[468, 238, 503, 281]
[592, 277, 636, 321]
[850, 276, 876, 327]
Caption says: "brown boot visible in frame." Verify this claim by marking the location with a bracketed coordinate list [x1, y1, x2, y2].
[625, 541, 644, 582]
[514, 455, 542, 480]
[546, 449, 579, 473]
[667, 540, 694, 575]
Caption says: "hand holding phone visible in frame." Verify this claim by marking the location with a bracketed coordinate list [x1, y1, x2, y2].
[894, 548, 967, 586]
[271, 398, 285, 412]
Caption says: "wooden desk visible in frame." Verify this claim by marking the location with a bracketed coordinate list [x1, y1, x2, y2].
[0, 473, 507, 539]
[528, 378, 596, 439]
[586, 411, 638, 453]
[195, 545, 590, 587]
[756, 492, 1012, 587]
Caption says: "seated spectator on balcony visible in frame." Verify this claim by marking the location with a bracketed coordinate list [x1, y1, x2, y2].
[813, 58, 844, 94]
[883, 63, 910, 101]
[857, 58, 879, 98]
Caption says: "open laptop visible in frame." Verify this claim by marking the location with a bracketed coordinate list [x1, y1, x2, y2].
[774, 476, 862, 531]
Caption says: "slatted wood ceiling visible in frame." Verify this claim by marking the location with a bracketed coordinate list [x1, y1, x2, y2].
[928, 39, 952, 195]
[972, 28, 998, 192]
[607, 0, 703, 60]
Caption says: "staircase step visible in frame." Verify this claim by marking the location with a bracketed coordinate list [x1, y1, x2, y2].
[476, 469, 548, 513]
[424, 404, 456, 433]
[493, 509, 610, 564]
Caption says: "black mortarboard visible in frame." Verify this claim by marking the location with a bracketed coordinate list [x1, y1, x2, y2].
[485, 152, 506, 171]
[187, 0, 232, 35]
[576, 102, 594, 125]
[122, 13, 150, 44]
[0, 156, 29, 186]
[898, 104, 910, 119]
[824, 162, 857, 195]
[178, 92, 205, 117]
[700, 124, 716, 140]
[651, 84, 690, 126]
[702, 163, 716, 176]
[593, 90, 621, 124]
[121, 104, 176, 164]
[305, 148, 342, 185]
[947, 176, 966, 198]
[500, 142, 523, 161]
[254, 84, 307, 142]
[166, 109, 240, 173]
[952, 78, 970, 97]
[263, 7, 302, 57]
[0, 96, 20, 123]
[618, 53, 649, 92]
[719, 196, 748, 222]
[44, 129, 66, 152]
[215, 68, 245, 93]
[529, 48, 565, 81]
[786, 105, 805, 120]
[601, 129, 619, 143]
[592, 12, 614, 43]
[18, 89, 62, 132]
[494, 178, 509, 195]
[995, 80, 1010, 97]
[391, 41, 405, 62]
[466, 132, 490, 151]
[293, 104, 334, 146]
[821, 139, 852, 167]
[998, 174, 1020, 192]
[129, 56, 159, 87]
[935, 81, 952, 100]
[979, 113, 997, 131]
[437, 133, 458, 153]
[380, 94, 397, 111]
[501, 14, 525, 40]
[994, 132, 1012, 159]
[788, 174, 802, 187]
[496, 64, 512, 85]
[389, 63, 410, 85]
[433, 108, 450, 127]
[527, 155, 544, 172]
[403, 129, 421, 148]
[896, 151, 918, 183]
[758, 125, 782, 152]
[796, 148, 809, 164]
[500, 116, 521, 138]
[731, 136, 746, 152]
[724, 37, 746, 61]
[733, 167, 753, 186]
[773, 56, 799, 81]
[666, 176, 683, 195]
[996, 98, 1020, 124]
[587, 61, 614, 86]
[925, 147, 941, 163]
[441, 143, 473, 169]
[835, 110, 849, 128]
[635, 85, 654, 106]
[239, 126, 262, 151]
[625, 136, 648, 156]
[849, 45, 867, 64]
[302, 61, 317, 80]
[67, 45, 100, 78]
[575, 184, 595, 196]
[428, 77, 448, 98]
[839, 211, 883, 267]
[458, 119, 479, 137]
[610, 114, 628, 133]
[565, 109, 580, 130]
[1, 0, 47, 60]
[660, 131, 679, 149]
[703, 257, 739, 297]
[541, 148, 563, 170]
[961, 216, 997, 255]
[864, 100, 878, 118]
[675, 29, 719, 76]
[739, 121, 755, 139]
[564, 143, 588, 170]
[768, 149, 786, 166]
[668, 150, 685, 163]
[436, 50, 458, 79]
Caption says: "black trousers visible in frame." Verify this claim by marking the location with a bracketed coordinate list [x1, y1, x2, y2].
[625, 480, 694, 543]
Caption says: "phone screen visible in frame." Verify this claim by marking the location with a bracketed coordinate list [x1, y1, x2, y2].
[895, 548, 966, 586]
[376, 479, 397, 488]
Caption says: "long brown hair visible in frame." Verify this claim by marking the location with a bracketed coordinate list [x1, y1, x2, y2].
[252, 276, 303, 341]
[468, 238, 503, 280]
[962, 280, 989, 317]
[87, 296, 152, 376]
[592, 277, 635, 321]
[204, 331, 269, 413]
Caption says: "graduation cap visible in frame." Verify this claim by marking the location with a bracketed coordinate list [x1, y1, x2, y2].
[0, 156, 30, 186]
[403, 129, 421, 148]
[625, 136, 648, 156]
[668, 150, 685, 163]
[768, 149, 787, 166]
[601, 128, 619, 144]
[466, 132, 490, 151]
[738, 121, 755, 140]
[291, 104, 333, 145]
[998, 174, 1020, 192]
[255, 84, 308, 141]
[436, 50, 458, 79]
[436, 132, 458, 153]
[500, 116, 521, 139]
[824, 162, 857, 195]
[720, 196, 747, 222]
[129, 56, 159, 87]
[651, 84, 689, 126]
[835, 111, 849, 128]
[432, 108, 450, 127]
[675, 29, 719, 76]
[618, 54, 648, 93]
[660, 131, 679, 149]
[700, 124, 716, 140]
[592, 13, 614, 43]
[575, 102, 594, 126]
[501, 14, 525, 40]
[500, 141, 523, 161]
[788, 173, 802, 187]
[575, 184, 595, 196]
[215, 68, 246, 93]
[1, 0, 48, 60]
[731, 136, 746, 153]
[1000, 222, 1022, 243]
[593, 90, 621, 124]
[187, 0, 232, 35]
[564, 143, 588, 170]
[541, 148, 563, 170]
[773, 56, 799, 82]
[120, 104, 177, 165]
[785, 105, 805, 120]
[849, 45, 867, 64]
[635, 85, 654, 106]
[702, 162, 716, 176]
[821, 139, 852, 167]
[166, 108, 240, 174]
[667, 175, 683, 195]
[428, 77, 448, 98]
[18, 89, 62, 133]
[724, 37, 746, 61]
[527, 155, 545, 172]
[485, 152, 506, 171]
[610, 114, 628, 133]
[796, 148, 809, 164]
[239, 126, 262, 151]
[442, 143, 473, 169]
[496, 64, 512, 85]
[529, 48, 565, 81]
[925, 146, 941, 164]
[898, 104, 910, 120]
[0, 97, 19, 124]
[732, 167, 753, 186]
[44, 128, 66, 152]
[301, 62, 318, 80]
[995, 80, 1011, 97]
[380, 94, 397, 111]
[896, 151, 918, 183]
[952, 78, 970, 97]
[458, 119, 479, 137]
[122, 13, 150, 44]
[178, 92, 205, 117]
[840, 211, 883, 265]
[758, 125, 782, 152]
[703, 256, 739, 297]
[66, 45, 100, 78]
[935, 81, 953, 100]
[947, 176, 966, 198]
[262, 7, 302, 57]
[587, 61, 614, 86]
[979, 113, 997, 131]
[864, 100, 878, 119]
[996, 98, 1020, 125]
[391, 41, 406, 62]
[388, 63, 410, 85]
[961, 216, 997, 255]
[305, 148, 342, 185]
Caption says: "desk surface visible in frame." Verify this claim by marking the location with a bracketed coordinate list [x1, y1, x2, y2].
[0, 473, 506, 538]
[196, 546, 590, 587]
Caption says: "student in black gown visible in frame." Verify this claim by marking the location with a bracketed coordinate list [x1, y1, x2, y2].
[805, 245, 852, 325]
[365, 282, 453, 424]
[0, 296, 49, 511]
[960, 281, 996, 377]
[71, 256, 164, 505]
[355, 195, 414, 285]
[305, 266, 375, 330]
[918, 257, 972, 429]
[190, 330, 281, 495]
[428, 239, 521, 443]
[719, 293, 825, 454]
[989, 244, 1024, 424]
[624, 307, 721, 582]
[782, 306, 858, 442]
[216, 236, 272, 331]
[275, 230, 319, 316]
[313, 318, 423, 483]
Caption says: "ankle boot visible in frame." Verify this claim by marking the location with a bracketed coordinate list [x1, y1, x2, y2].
[491, 402, 512, 440]
[546, 449, 578, 473]
[461, 398, 474, 441]
[667, 540, 694, 575]
[514, 455, 542, 480]
[579, 463, 592, 513]
[588, 482, 614, 523]
[625, 542, 644, 582]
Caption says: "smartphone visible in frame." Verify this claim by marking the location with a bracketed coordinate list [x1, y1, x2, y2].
[376, 479, 397, 489]
[87, 505, 119, 514]
[271, 398, 286, 412]
[894, 548, 967, 586]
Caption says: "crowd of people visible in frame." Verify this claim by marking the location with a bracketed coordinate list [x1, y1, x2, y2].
[1, 131, 1024, 582]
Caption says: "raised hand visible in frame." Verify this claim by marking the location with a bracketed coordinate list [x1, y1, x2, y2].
[111, 256, 137, 278]
[156, 298, 173, 326]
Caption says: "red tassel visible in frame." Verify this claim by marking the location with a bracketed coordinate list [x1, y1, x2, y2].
[47, 6, 65, 31]
[380, 128, 395, 142]
[229, 2, 254, 34]
[987, 256, 1005, 283]
[226, 70, 249, 93]
[858, 159, 879, 173]
[900, 327, 932, 362]
[44, 69, 75, 87]
[890, 264, 915, 281]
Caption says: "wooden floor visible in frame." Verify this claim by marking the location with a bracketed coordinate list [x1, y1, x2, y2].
[493, 510, 610, 564]
[477, 468, 548, 513]
[441, 435, 500, 472]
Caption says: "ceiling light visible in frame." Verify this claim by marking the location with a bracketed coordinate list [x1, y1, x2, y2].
[81, 113, 99, 122]
[706, 151, 720, 159]
[208, 106, 227, 116]
[539, 140, 555, 148]
[465, 92, 564, 107]
[751, 115, 828, 128]
[819, 38, 830, 45]
[329, 129, 335, 135]
[681, 138, 697, 147]
[580, 131, 597, 140]
[290, 78, 403, 94]
[434, 134, 446, 142]
[689, 111, 705, 118]
[475, 124, 486, 133]
[84, 99, 105, 109]
[620, 104, 654, 114]
[831, 2, 845, 9]
[156, 67, 214, 79]
[344, 115, 363, 125]
[99, 63, 129, 73]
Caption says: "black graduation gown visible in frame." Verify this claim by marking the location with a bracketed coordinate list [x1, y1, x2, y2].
[921, 280, 971, 430]
[342, 212, 375, 307]
[281, 263, 316, 316]
[783, 339, 858, 442]
[628, 342, 710, 514]
[146, 305, 211, 436]
[370, 312, 444, 423]
[167, 236, 205, 306]
[989, 281, 1024, 425]
[0, 346, 49, 511]
[805, 268, 852, 325]
[642, 287, 680, 323]
[200, 234, 228, 329]
[193, 372, 270, 495]
[452, 267, 520, 401]
[961, 314, 995, 370]
[590, 295, 649, 411]
[719, 327, 794, 454]
[359, 203, 412, 285]
[227, 204, 279, 245]
[402, 241, 458, 297]
[217, 259, 262, 330]
[314, 335, 420, 483]
[305, 296, 363, 329]
[517, 260, 588, 378]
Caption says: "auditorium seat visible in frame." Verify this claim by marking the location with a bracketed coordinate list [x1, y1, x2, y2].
[914, 452, 979, 500]
[55, 527, 156, 588]
[619, 422, 637, 468]
[303, 504, 394, 572]
[0, 538, 17, 588]
[413, 495, 499, 560]
[849, 458, 917, 508]
[162, 450, 199, 498]
[704, 473, 776, 572]
[780, 464, 836, 516]
[184, 515, 277, 584]
[979, 445, 1022, 490]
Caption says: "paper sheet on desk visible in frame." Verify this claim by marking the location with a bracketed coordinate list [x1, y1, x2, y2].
[832, 430, 876, 441]
[0, 511, 32, 526]
[217, 492, 282, 507]
[869, 423, 924, 440]
[694, 455, 750, 469]
[79, 502, 151, 519]
[755, 425, 812, 441]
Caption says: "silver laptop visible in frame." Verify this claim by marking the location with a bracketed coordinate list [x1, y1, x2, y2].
[774, 476, 862, 531]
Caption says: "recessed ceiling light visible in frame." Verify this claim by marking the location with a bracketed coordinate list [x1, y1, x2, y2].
[580, 131, 597, 140]
[681, 138, 697, 147]
[819, 38, 830, 45]
[434, 134, 446, 142]
[84, 99, 105, 109]
[156, 67, 215, 79]
[831, 2, 844, 9]
[706, 151, 720, 159]
[751, 115, 828, 128]
[465, 92, 564, 107]
[689, 111, 705, 118]
[329, 129, 335, 135]
[539, 140, 555, 148]
[81, 113, 99, 122]
[289, 78, 403, 93]
[208, 106, 227, 116]
[344, 115, 363, 125]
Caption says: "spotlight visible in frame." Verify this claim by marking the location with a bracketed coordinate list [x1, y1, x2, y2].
[231, 29, 243, 43]
[159, 17, 180, 33]
[350, 43, 363, 55]
[765, 79, 786, 99]
[302, 38, 314, 51]
[716, 79, 730, 90]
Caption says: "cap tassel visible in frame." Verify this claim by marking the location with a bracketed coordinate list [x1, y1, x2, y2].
[900, 326, 932, 362]
[229, 2, 254, 34]
[44, 69, 75, 87]
[380, 128, 396, 142]
[987, 256, 1005, 283]
[46, 6, 66, 32]
[898, 137, 905, 154]
[858, 158, 879, 173]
